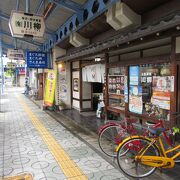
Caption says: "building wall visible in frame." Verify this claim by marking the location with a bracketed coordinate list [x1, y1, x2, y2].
[52, 46, 72, 108]
[19, 75, 25, 87]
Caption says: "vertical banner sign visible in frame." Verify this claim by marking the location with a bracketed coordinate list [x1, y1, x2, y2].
[9, 11, 45, 38]
[58, 63, 67, 101]
[124, 75, 128, 103]
[26, 51, 48, 68]
[44, 70, 57, 106]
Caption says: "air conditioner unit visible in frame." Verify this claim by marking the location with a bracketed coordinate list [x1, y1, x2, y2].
[69, 32, 89, 47]
[106, 1, 141, 30]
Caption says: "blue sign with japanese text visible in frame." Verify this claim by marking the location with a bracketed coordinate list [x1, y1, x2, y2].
[26, 51, 48, 68]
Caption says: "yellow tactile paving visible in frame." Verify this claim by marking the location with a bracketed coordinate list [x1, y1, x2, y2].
[0, 173, 33, 180]
[18, 96, 88, 180]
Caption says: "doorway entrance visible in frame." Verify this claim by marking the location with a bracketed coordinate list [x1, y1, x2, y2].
[92, 82, 103, 111]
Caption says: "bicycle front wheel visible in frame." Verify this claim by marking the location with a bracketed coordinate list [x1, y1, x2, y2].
[98, 125, 128, 157]
[117, 137, 160, 178]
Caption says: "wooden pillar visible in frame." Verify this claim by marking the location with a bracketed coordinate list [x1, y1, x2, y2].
[70, 61, 73, 108]
[124, 66, 128, 118]
[105, 53, 109, 121]
[170, 36, 177, 127]
[79, 60, 82, 111]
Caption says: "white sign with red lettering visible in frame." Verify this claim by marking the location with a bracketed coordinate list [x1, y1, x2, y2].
[9, 11, 45, 38]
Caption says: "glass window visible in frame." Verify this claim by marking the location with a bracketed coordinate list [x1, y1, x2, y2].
[128, 63, 171, 121]
[108, 67, 125, 111]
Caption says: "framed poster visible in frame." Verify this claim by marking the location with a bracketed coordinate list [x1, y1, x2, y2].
[129, 86, 143, 114]
[129, 66, 140, 85]
[73, 78, 79, 92]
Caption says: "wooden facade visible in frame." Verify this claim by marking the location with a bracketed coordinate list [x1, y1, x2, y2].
[56, 0, 180, 127]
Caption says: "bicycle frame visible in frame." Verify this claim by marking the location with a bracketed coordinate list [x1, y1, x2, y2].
[99, 119, 173, 146]
[116, 135, 179, 168]
[160, 137, 180, 161]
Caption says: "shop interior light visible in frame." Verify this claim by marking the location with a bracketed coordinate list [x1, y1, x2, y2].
[176, 26, 180, 30]
[95, 57, 101, 62]
[58, 63, 63, 69]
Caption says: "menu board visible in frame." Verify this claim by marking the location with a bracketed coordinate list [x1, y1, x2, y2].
[108, 75, 124, 94]
[151, 76, 172, 110]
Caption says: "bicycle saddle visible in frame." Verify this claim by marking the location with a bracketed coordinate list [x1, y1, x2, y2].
[132, 123, 165, 136]
[145, 121, 156, 127]
[148, 127, 165, 136]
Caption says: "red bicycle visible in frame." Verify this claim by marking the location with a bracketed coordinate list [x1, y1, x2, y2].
[98, 116, 173, 157]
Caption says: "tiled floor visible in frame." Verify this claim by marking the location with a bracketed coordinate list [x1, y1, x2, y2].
[0, 87, 128, 180]
[1, 87, 180, 180]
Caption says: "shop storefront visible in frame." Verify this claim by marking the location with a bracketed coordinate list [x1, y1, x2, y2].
[103, 38, 178, 127]
[106, 59, 173, 123]
[55, 1, 180, 127]
[70, 61, 105, 112]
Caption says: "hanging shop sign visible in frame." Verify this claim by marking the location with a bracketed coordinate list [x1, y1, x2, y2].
[129, 66, 140, 85]
[9, 11, 45, 38]
[26, 51, 48, 68]
[82, 64, 105, 83]
[129, 86, 143, 114]
[7, 49, 24, 60]
[44, 70, 57, 106]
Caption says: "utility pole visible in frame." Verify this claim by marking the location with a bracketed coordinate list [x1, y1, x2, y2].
[24, 0, 30, 94]
[0, 37, 4, 95]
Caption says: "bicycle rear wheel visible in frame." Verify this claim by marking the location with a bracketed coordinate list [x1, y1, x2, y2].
[117, 137, 160, 178]
[98, 125, 128, 157]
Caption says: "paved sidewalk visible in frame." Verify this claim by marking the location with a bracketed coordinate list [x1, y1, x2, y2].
[33, 102, 180, 180]
[45, 110, 180, 180]
[0, 87, 128, 180]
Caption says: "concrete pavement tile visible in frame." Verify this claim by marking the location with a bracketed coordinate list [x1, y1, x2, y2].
[32, 172, 46, 180]
[43, 170, 66, 180]
[65, 146, 93, 160]
[3, 167, 14, 177]
[75, 157, 115, 175]
[35, 152, 56, 163]
[31, 161, 50, 170]
[0, 168, 3, 177]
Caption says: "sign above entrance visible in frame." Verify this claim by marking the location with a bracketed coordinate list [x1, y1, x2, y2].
[7, 49, 24, 60]
[26, 51, 48, 68]
[9, 11, 45, 38]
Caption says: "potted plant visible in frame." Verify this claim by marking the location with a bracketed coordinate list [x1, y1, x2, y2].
[58, 100, 66, 111]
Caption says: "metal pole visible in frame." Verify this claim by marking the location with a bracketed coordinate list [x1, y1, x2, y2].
[16, 0, 20, 11]
[16, 69, 18, 87]
[24, 1, 30, 94]
[0, 38, 4, 95]
[26, 0, 30, 13]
